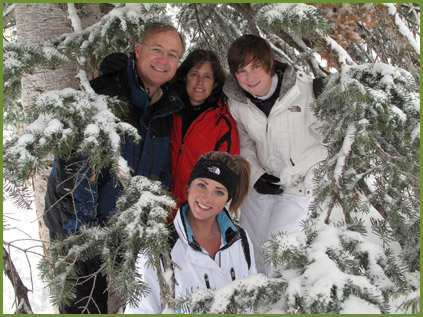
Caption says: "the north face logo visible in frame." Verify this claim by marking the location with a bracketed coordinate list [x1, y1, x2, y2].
[288, 105, 302, 112]
[208, 166, 220, 175]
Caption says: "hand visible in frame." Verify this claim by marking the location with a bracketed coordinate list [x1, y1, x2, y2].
[253, 173, 283, 195]
[98, 52, 128, 76]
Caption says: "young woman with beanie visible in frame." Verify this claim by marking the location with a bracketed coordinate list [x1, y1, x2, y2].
[125, 151, 256, 314]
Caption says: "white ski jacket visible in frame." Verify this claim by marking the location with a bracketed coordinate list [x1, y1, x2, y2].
[223, 63, 326, 195]
[125, 203, 257, 314]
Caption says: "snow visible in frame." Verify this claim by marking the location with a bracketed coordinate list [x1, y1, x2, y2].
[333, 123, 356, 185]
[384, 3, 420, 54]
[67, 3, 83, 33]
[76, 70, 95, 94]
[340, 295, 381, 314]
[3, 198, 54, 314]
[325, 36, 356, 66]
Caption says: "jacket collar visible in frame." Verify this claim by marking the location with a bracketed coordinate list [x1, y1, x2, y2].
[175, 202, 239, 252]
[126, 55, 184, 117]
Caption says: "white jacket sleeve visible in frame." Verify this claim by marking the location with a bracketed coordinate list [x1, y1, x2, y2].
[228, 100, 266, 187]
[124, 253, 162, 314]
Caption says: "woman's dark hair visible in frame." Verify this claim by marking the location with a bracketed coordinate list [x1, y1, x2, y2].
[172, 50, 226, 106]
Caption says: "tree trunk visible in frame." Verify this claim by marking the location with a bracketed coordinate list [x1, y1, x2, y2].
[15, 3, 79, 256]
[13, 3, 107, 313]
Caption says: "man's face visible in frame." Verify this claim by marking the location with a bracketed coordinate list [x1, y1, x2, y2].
[135, 30, 183, 93]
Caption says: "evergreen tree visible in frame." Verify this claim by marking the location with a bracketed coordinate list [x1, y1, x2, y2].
[3, 3, 420, 314]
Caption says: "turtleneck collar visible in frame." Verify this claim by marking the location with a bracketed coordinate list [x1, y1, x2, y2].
[253, 73, 279, 100]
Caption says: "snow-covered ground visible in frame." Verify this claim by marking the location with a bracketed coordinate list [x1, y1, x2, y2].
[3, 197, 54, 314]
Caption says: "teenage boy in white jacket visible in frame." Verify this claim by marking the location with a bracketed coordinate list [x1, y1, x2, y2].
[222, 35, 326, 274]
[125, 151, 256, 314]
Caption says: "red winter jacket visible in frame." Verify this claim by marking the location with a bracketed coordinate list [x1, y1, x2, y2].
[170, 98, 240, 216]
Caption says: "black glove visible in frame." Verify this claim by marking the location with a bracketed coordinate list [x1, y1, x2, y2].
[254, 173, 283, 195]
[98, 52, 128, 76]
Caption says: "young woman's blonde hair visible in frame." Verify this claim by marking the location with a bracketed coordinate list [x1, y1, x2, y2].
[197, 151, 250, 215]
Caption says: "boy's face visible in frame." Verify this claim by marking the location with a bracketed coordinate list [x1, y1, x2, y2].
[235, 61, 272, 97]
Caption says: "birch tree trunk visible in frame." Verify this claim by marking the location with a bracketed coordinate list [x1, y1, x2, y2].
[14, 2, 78, 255]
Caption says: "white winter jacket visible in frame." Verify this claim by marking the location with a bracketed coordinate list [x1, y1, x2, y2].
[223, 63, 326, 195]
[124, 203, 257, 314]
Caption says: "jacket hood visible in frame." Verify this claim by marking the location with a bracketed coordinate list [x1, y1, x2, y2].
[223, 61, 296, 104]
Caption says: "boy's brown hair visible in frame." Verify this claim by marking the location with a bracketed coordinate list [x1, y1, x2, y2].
[227, 34, 274, 78]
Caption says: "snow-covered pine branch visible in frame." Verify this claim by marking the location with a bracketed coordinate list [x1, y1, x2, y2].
[256, 3, 330, 75]
[175, 273, 286, 314]
[3, 43, 70, 90]
[50, 3, 169, 75]
[39, 175, 176, 309]
[3, 89, 140, 208]
[262, 217, 408, 314]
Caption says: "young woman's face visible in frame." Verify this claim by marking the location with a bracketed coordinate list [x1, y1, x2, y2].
[235, 61, 272, 97]
[185, 62, 217, 106]
[188, 178, 228, 222]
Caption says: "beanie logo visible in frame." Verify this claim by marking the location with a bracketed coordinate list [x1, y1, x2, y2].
[207, 166, 220, 175]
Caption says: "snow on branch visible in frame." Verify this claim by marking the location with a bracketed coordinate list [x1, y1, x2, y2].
[176, 274, 286, 314]
[384, 3, 420, 54]
[3, 88, 140, 195]
[333, 123, 356, 186]
[39, 175, 176, 309]
[67, 4, 83, 33]
[324, 36, 356, 66]
[3, 43, 70, 87]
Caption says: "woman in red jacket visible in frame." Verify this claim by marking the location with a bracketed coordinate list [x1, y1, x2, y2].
[170, 50, 240, 214]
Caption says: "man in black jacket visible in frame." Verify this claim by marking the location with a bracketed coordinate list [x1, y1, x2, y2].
[43, 23, 185, 314]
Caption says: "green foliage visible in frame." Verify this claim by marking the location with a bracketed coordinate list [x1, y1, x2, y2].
[49, 3, 169, 75]
[262, 231, 308, 269]
[3, 42, 70, 88]
[175, 3, 251, 68]
[257, 4, 329, 39]
[311, 63, 420, 271]
[3, 89, 140, 209]
[394, 272, 421, 314]
[39, 175, 176, 308]
[176, 275, 286, 314]
[3, 99, 25, 132]
[262, 219, 409, 314]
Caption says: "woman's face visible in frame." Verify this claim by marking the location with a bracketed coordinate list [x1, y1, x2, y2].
[188, 178, 228, 223]
[185, 62, 217, 106]
[235, 61, 272, 97]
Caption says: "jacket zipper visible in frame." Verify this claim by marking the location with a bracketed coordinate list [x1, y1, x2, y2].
[204, 273, 211, 289]
[148, 135, 155, 177]
[230, 268, 236, 281]
[179, 107, 214, 154]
